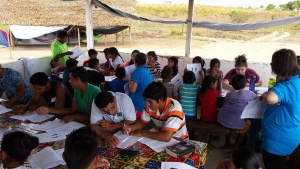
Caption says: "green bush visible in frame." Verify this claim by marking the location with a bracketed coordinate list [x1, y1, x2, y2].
[228, 10, 252, 23]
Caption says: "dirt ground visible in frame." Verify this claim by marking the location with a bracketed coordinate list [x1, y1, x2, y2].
[0, 31, 299, 64]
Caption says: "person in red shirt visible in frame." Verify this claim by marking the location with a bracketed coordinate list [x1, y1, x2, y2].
[199, 74, 221, 149]
[83, 49, 98, 67]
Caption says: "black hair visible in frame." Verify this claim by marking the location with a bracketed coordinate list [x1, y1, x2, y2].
[66, 58, 78, 70]
[209, 58, 221, 70]
[234, 54, 248, 67]
[135, 53, 147, 67]
[50, 59, 59, 68]
[115, 67, 126, 79]
[161, 66, 173, 80]
[200, 75, 216, 97]
[64, 128, 98, 169]
[129, 50, 140, 65]
[1, 131, 39, 162]
[108, 47, 124, 62]
[229, 74, 247, 90]
[297, 55, 300, 65]
[183, 71, 196, 84]
[88, 58, 99, 69]
[168, 56, 178, 67]
[143, 81, 167, 102]
[94, 92, 114, 109]
[57, 31, 68, 38]
[147, 51, 158, 61]
[103, 48, 109, 56]
[30, 72, 49, 86]
[193, 56, 206, 67]
[232, 147, 261, 169]
[88, 49, 98, 57]
[70, 66, 87, 83]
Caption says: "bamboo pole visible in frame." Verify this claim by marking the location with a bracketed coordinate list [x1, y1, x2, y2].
[9, 29, 14, 50]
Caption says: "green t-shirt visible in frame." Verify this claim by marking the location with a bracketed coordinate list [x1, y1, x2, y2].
[73, 83, 101, 114]
[50, 39, 69, 66]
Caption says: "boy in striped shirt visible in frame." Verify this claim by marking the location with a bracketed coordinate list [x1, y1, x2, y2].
[123, 82, 188, 142]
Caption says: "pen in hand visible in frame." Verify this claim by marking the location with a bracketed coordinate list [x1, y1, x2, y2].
[123, 123, 129, 136]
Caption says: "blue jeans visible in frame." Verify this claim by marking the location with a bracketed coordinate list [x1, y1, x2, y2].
[247, 119, 261, 151]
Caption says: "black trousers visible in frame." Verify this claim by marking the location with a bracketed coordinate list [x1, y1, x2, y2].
[262, 149, 287, 169]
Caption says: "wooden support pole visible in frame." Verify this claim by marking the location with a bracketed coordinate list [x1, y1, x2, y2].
[122, 30, 124, 45]
[129, 26, 132, 47]
[185, 0, 194, 57]
[9, 29, 14, 50]
[77, 27, 80, 47]
[105, 34, 107, 46]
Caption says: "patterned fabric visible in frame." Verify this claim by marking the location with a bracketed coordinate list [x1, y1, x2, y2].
[141, 97, 189, 139]
[0, 68, 32, 104]
[146, 61, 161, 75]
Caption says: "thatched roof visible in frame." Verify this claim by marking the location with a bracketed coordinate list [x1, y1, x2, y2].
[3, 0, 135, 27]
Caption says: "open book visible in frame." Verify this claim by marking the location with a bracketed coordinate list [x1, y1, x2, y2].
[28, 147, 66, 169]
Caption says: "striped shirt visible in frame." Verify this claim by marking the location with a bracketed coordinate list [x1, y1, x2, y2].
[146, 61, 161, 75]
[179, 83, 199, 119]
[141, 98, 189, 139]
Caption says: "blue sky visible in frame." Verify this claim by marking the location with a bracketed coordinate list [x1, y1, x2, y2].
[136, 0, 293, 8]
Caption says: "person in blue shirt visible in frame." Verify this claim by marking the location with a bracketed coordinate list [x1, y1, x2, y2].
[109, 67, 128, 93]
[261, 49, 300, 169]
[129, 53, 153, 118]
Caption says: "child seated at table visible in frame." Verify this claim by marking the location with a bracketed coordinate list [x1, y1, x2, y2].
[179, 71, 199, 119]
[64, 127, 110, 169]
[161, 67, 179, 100]
[164, 56, 178, 77]
[109, 67, 128, 93]
[217, 74, 256, 154]
[199, 75, 221, 149]
[83, 49, 98, 67]
[50, 59, 66, 82]
[1, 131, 39, 168]
[215, 147, 261, 169]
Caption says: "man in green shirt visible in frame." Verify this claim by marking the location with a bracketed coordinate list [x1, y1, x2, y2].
[36, 67, 101, 123]
[51, 31, 73, 66]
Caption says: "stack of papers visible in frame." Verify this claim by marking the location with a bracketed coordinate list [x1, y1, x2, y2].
[10, 111, 54, 123]
[0, 105, 12, 114]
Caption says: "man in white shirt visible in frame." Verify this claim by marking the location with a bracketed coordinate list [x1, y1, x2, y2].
[91, 91, 136, 148]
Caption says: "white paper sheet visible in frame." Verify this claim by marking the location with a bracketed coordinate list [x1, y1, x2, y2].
[55, 149, 65, 160]
[28, 147, 66, 169]
[241, 99, 266, 119]
[170, 74, 183, 88]
[105, 76, 116, 82]
[114, 130, 141, 149]
[0, 105, 12, 114]
[161, 162, 197, 169]
[70, 45, 85, 58]
[50, 121, 85, 135]
[187, 63, 202, 83]
[10, 111, 36, 121]
[33, 118, 65, 131]
[33, 132, 66, 143]
[26, 114, 55, 123]
[139, 137, 180, 153]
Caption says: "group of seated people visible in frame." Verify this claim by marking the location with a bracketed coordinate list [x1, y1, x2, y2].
[1, 47, 300, 169]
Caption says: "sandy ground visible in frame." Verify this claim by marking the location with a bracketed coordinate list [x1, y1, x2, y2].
[0, 31, 299, 64]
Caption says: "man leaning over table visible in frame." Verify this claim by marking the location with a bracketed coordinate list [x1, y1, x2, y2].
[123, 81, 189, 142]
[36, 67, 100, 123]
[51, 31, 73, 66]
[91, 91, 136, 148]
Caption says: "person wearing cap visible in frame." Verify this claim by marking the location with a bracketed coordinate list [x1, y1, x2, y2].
[222, 54, 262, 91]
[62, 58, 78, 97]
[51, 31, 73, 66]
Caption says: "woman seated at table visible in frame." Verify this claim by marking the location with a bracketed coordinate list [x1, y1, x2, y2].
[222, 54, 262, 91]
[106, 47, 124, 75]
[0, 64, 33, 107]
[146, 51, 161, 76]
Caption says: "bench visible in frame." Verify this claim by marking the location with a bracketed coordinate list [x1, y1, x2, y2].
[186, 119, 230, 137]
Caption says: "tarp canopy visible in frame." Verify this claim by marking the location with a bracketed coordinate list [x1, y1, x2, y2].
[0, 30, 8, 47]
[9, 25, 67, 39]
[92, 0, 300, 31]
[79, 26, 129, 35]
